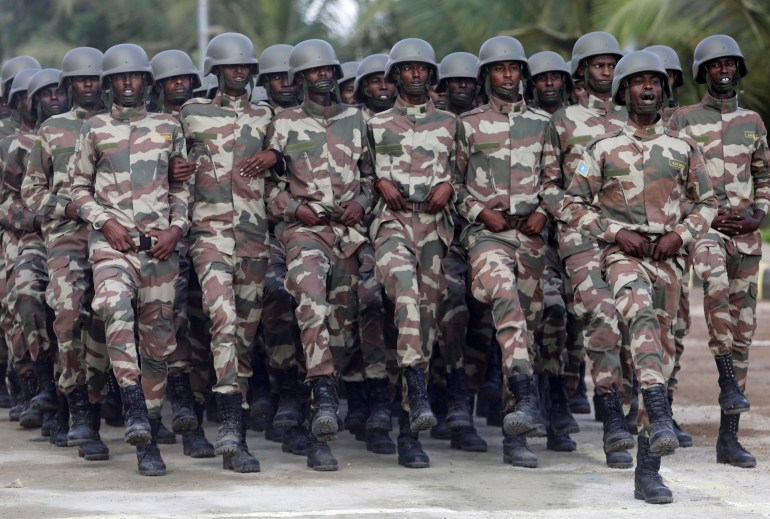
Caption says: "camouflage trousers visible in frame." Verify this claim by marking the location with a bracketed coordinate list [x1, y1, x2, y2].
[464, 225, 545, 378]
[0, 244, 10, 365]
[538, 240, 567, 377]
[692, 231, 760, 389]
[464, 297, 496, 395]
[90, 239, 179, 417]
[436, 239, 470, 373]
[374, 216, 446, 371]
[1, 233, 30, 376]
[284, 228, 360, 380]
[563, 247, 624, 395]
[191, 246, 266, 398]
[45, 222, 108, 395]
[167, 251, 192, 374]
[184, 261, 213, 401]
[262, 236, 302, 374]
[11, 234, 53, 363]
[668, 258, 692, 396]
[603, 247, 681, 434]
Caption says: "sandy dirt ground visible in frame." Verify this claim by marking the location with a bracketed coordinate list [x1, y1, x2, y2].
[1, 290, 770, 519]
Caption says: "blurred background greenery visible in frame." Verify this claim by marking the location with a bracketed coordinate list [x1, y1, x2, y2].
[2, 0, 769, 119]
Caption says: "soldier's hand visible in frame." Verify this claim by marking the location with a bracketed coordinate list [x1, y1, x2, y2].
[102, 219, 136, 252]
[719, 210, 765, 236]
[295, 204, 323, 226]
[64, 202, 79, 221]
[520, 212, 548, 236]
[478, 208, 508, 233]
[426, 182, 453, 213]
[374, 178, 405, 211]
[241, 150, 277, 178]
[169, 156, 196, 183]
[338, 201, 364, 227]
[615, 229, 650, 258]
[652, 231, 683, 261]
[147, 227, 183, 261]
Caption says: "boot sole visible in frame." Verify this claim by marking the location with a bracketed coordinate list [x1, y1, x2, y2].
[605, 436, 636, 453]
[366, 420, 393, 432]
[138, 469, 166, 476]
[722, 405, 750, 415]
[311, 416, 338, 440]
[650, 437, 678, 457]
[215, 442, 241, 455]
[547, 442, 576, 452]
[676, 436, 693, 448]
[67, 436, 95, 448]
[307, 460, 339, 471]
[634, 490, 673, 504]
[606, 459, 633, 469]
[273, 418, 300, 429]
[398, 459, 429, 469]
[716, 456, 757, 468]
[410, 413, 437, 433]
[84, 453, 110, 461]
[171, 416, 199, 434]
[503, 419, 534, 437]
[503, 456, 538, 468]
[125, 429, 152, 446]
[367, 444, 397, 455]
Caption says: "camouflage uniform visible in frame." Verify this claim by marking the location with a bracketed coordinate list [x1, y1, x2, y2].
[454, 96, 549, 379]
[668, 92, 770, 388]
[564, 118, 717, 430]
[269, 99, 374, 380]
[179, 92, 274, 397]
[22, 105, 110, 396]
[71, 103, 189, 417]
[368, 96, 455, 373]
[541, 91, 627, 395]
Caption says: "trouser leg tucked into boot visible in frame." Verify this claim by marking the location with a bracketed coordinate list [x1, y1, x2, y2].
[365, 377, 392, 432]
[597, 391, 635, 453]
[309, 376, 339, 441]
[716, 411, 756, 468]
[548, 375, 579, 436]
[445, 368, 473, 430]
[715, 354, 750, 414]
[120, 383, 152, 446]
[503, 374, 539, 436]
[641, 384, 677, 456]
[404, 366, 436, 433]
[67, 384, 96, 446]
[215, 391, 244, 455]
[30, 358, 57, 411]
[166, 371, 198, 433]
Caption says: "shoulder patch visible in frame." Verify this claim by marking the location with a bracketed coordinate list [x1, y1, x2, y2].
[576, 160, 591, 177]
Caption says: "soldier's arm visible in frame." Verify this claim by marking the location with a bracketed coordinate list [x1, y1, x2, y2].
[452, 119, 482, 221]
[562, 150, 622, 242]
[167, 126, 190, 235]
[6, 144, 39, 232]
[71, 125, 113, 229]
[750, 121, 770, 218]
[22, 131, 68, 218]
[673, 145, 717, 245]
[265, 121, 298, 221]
[353, 114, 375, 214]
[540, 119, 567, 219]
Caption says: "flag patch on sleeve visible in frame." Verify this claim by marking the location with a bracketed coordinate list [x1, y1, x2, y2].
[576, 160, 590, 177]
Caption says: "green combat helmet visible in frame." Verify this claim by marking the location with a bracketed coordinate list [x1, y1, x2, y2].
[385, 38, 437, 86]
[8, 68, 38, 110]
[528, 50, 572, 105]
[611, 50, 670, 113]
[151, 50, 201, 89]
[477, 36, 528, 100]
[203, 32, 259, 76]
[570, 32, 623, 94]
[436, 52, 478, 93]
[644, 45, 683, 87]
[256, 44, 293, 86]
[354, 53, 388, 103]
[28, 68, 64, 120]
[287, 39, 342, 84]
[59, 47, 103, 87]
[1, 56, 41, 97]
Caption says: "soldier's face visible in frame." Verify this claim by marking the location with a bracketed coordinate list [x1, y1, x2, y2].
[627, 72, 662, 112]
[533, 71, 563, 101]
[303, 65, 334, 85]
[427, 84, 446, 109]
[706, 57, 737, 87]
[267, 72, 295, 95]
[364, 73, 396, 99]
[111, 72, 145, 106]
[70, 76, 101, 106]
[37, 84, 68, 116]
[447, 77, 477, 101]
[162, 75, 191, 97]
[339, 79, 356, 104]
[488, 61, 521, 91]
[398, 62, 430, 90]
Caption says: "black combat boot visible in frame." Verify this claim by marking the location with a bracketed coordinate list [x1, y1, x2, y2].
[485, 394, 503, 427]
[136, 417, 166, 476]
[714, 354, 750, 414]
[223, 408, 260, 473]
[282, 425, 309, 456]
[343, 380, 368, 435]
[397, 410, 429, 468]
[365, 377, 392, 432]
[641, 384, 678, 456]
[479, 346, 502, 401]
[634, 436, 673, 504]
[182, 401, 215, 458]
[605, 448, 633, 469]
[0, 362, 10, 408]
[156, 419, 177, 444]
[429, 382, 450, 440]
[450, 426, 488, 452]
[121, 384, 152, 445]
[569, 361, 590, 414]
[306, 431, 338, 471]
[19, 373, 42, 429]
[669, 395, 692, 448]
[101, 370, 124, 427]
[548, 375, 579, 435]
[716, 411, 756, 468]
[503, 374, 540, 436]
[546, 428, 576, 452]
[309, 376, 339, 440]
[8, 369, 22, 421]
[215, 391, 244, 455]
[366, 429, 396, 454]
[273, 368, 302, 429]
[597, 391, 635, 453]
[51, 392, 70, 447]
[79, 403, 110, 461]
[593, 392, 606, 423]
[626, 376, 639, 434]
[503, 432, 538, 468]
[30, 358, 57, 411]
[446, 368, 473, 430]
[166, 371, 198, 433]
[67, 384, 96, 446]
[404, 366, 436, 433]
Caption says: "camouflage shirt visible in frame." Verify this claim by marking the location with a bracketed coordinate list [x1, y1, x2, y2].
[22, 106, 102, 244]
[180, 92, 274, 259]
[367, 97, 456, 244]
[668, 92, 770, 255]
[268, 98, 374, 256]
[0, 124, 38, 234]
[563, 118, 717, 247]
[71, 103, 189, 236]
[454, 96, 550, 222]
[0, 114, 21, 141]
[541, 91, 627, 258]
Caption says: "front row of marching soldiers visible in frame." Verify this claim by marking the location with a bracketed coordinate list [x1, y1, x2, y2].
[0, 28, 767, 505]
